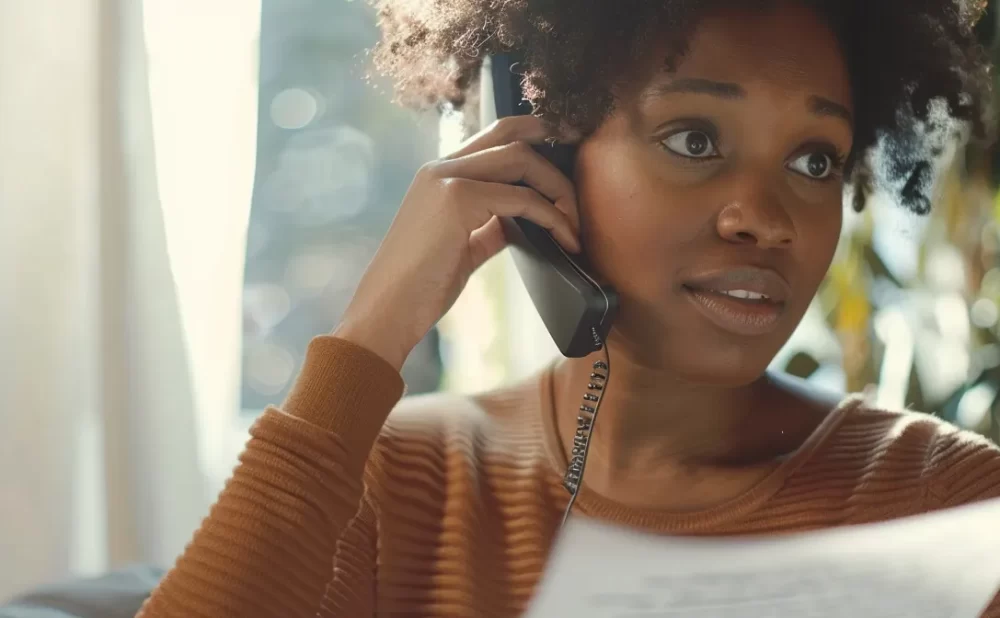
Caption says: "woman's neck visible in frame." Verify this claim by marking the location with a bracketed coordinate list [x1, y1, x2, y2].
[551, 338, 827, 511]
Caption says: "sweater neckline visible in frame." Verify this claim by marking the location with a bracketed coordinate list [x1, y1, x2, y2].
[535, 363, 861, 533]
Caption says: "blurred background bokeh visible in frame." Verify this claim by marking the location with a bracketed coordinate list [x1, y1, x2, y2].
[1, 0, 999, 605]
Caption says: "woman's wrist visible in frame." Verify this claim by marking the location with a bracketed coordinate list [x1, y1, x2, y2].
[331, 319, 413, 372]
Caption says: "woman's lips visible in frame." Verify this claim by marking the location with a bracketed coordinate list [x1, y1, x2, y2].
[681, 268, 790, 336]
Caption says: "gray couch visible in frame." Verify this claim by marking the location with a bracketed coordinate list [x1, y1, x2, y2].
[0, 566, 163, 618]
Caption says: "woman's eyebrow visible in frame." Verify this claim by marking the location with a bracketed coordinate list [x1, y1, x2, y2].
[808, 95, 853, 126]
[641, 78, 745, 100]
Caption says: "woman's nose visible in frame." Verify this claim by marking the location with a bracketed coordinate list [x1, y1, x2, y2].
[715, 180, 796, 249]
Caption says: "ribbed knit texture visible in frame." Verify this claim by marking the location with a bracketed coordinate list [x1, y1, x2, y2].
[138, 336, 1000, 617]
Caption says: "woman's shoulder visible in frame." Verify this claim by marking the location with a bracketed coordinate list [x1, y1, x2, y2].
[771, 371, 1000, 499]
[832, 395, 1000, 508]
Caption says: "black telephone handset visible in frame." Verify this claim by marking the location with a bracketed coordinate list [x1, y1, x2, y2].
[490, 53, 620, 358]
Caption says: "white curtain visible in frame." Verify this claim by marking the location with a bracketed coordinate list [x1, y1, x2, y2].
[0, 0, 242, 600]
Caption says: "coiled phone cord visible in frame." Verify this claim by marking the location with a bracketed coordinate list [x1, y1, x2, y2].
[560, 333, 611, 528]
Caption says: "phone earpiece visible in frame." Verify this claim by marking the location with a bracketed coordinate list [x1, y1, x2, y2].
[490, 52, 619, 359]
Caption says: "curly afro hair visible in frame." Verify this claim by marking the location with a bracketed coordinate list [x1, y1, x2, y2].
[369, 0, 994, 214]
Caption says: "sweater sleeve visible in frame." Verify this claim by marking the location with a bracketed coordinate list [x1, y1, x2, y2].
[137, 336, 405, 618]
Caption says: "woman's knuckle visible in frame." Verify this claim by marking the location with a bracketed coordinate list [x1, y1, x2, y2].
[510, 139, 533, 155]
[438, 177, 466, 202]
[493, 116, 520, 137]
[417, 160, 444, 180]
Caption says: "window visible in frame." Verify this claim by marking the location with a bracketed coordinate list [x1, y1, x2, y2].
[241, 0, 444, 412]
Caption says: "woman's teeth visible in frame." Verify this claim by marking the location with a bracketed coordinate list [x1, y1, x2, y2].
[717, 289, 769, 301]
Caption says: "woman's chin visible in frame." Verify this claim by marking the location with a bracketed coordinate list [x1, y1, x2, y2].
[680, 361, 769, 388]
[609, 311, 795, 383]
[610, 332, 776, 387]
[668, 338, 783, 386]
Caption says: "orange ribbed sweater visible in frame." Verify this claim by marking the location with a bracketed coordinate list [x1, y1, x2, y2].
[138, 336, 1000, 617]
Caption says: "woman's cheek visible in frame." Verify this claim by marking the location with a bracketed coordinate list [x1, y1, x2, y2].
[786, 183, 843, 261]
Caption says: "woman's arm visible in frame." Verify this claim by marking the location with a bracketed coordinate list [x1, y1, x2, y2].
[137, 115, 578, 617]
[137, 336, 403, 618]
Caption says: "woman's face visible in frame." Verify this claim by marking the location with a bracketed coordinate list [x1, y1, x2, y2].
[575, 2, 853, 385]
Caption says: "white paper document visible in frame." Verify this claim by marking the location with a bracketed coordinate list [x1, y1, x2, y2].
[524, 497, 1000, 618]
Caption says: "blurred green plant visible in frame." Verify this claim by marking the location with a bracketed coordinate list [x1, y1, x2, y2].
[779, 3, 1000, 443]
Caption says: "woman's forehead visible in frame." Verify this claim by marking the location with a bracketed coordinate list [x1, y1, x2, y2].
[623, 3, 851, 110]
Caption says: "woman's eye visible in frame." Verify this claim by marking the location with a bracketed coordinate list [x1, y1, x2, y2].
[661, 131, 718, 159]
[788, 152, 834, 179]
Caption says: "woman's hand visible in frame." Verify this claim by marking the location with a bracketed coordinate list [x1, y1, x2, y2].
[334, 115, 580, 370]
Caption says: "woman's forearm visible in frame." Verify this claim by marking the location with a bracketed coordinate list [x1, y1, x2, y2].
[137, 336, 404, 617]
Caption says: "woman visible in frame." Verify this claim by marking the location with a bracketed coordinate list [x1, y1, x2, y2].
[140, 1, 1000, 616]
